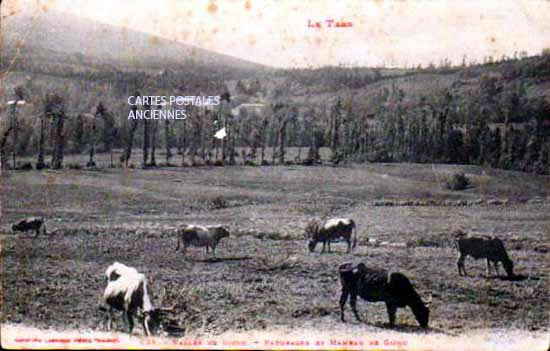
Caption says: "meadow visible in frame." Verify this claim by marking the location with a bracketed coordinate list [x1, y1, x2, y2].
[1, 155, 549, 344]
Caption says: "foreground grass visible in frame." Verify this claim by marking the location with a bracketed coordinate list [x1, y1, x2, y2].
[0, 162, 548, 340]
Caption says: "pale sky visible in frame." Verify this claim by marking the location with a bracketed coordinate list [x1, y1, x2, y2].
[7, 0, 550, 68]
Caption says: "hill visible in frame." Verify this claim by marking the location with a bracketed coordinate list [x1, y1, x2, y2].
[1, 8, 269, 78]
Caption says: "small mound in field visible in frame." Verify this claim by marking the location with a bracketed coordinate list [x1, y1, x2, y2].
[446, 173, 470, 191]
[252, 254, 298, 272]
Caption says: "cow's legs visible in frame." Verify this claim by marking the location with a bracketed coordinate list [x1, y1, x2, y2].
[107, 308, 114, 331]
[494, 261, 501, 276]
[328, 241, 332, 253]
[126, 311, 134, 334]
[457, 253, 467, 276]
[339, 287, 350, 322]
[143, 315, 152, 336]
[349, 291, 361, 322]
[212, 244, 216, 256]
[346, 239, 351, 253]
[386, 303, 397, 327]
[321, 242, 326, 254]
[121, 309, 129, 331]
[486, 258, 492, 276]
[175, 236, 180, 251]
[35, 227, 40, 237]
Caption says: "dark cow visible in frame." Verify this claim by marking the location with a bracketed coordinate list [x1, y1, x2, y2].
[307, 218, 357, 253]
[338, 262, 431, 328]
[454, 234, 514, 277]
[175, 224, 230, 255]
[12, 217, 46, 237]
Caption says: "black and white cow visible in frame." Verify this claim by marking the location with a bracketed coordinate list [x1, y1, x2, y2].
[12, 217, 46, 237]
[102, 262, 173, 336]
[307, 218, 357, 253]
[175, 224, 230, 255]
[338, 262, 431, 328]
[454, 234, 514, 277]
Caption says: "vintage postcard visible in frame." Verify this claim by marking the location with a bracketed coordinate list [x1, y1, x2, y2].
[1, 0, 549, 350]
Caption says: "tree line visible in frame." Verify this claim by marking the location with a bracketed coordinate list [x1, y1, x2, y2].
[1, 57, 549, 175]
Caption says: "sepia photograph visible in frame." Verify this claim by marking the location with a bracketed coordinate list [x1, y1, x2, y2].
[1, 0, 549, 350]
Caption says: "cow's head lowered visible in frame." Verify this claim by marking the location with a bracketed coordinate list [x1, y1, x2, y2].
[137, 300, 175, 336]
[133, 286, 175, 336]
[502, 258, 514, 277]
[212, 225, 230, 239]
[103, 263, 175, 336]
[412, 294, 431, 329]
[305, 220, 322, 252]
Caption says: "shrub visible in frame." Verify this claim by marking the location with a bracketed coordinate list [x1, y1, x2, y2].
[367, 150, 392, 163]
[330, 150, 344, 164]
[446, 172, 470, 191]
[16, 162, 33, 170]
[67, 163, 83, 170]
[209, 196, 228, 210]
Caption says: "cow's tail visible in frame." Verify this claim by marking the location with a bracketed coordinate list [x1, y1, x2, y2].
[352, 220, 357, 249]
[175, 229, 180, 251]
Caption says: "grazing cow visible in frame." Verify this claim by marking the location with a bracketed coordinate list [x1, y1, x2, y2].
[453, 234, 514, 277]
[175, 224, 230, 255]
[338, 262, 431, 328]
[307, 218, 357, 253]
[12, 217, 46, 237]
[102, 262, 173, 336]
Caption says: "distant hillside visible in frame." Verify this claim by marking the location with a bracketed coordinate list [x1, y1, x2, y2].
[270, 54, 550, 118]
[1, 8, 269, 76]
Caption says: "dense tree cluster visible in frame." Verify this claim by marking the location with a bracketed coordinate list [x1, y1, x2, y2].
[1, 53, 549, 174]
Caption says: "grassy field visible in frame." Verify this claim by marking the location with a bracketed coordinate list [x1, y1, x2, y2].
[0, 159, 549, 345]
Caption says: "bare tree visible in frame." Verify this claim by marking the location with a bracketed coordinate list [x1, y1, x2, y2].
[87, 114, 97, 167]
[271, 117, 278, 165]
[43, 94, 66, 169]
[123, 96, 140, 167]
[142, 103, 151, 167]
[36, 111, 46, 169]
[259, 118, 269, 164]
[180, 117, 187, 166]
[96, 102, 115, 166]
[0, 125, 14, 171]
[330, 97, 342, 162]
[164, 118, 173, 164]
[276, 104, 297, 165]
[150, 117, 158, 167]
[1, 88, 25, 170]
[219, 92, 232, 164]
[10, 87, 25, 167]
